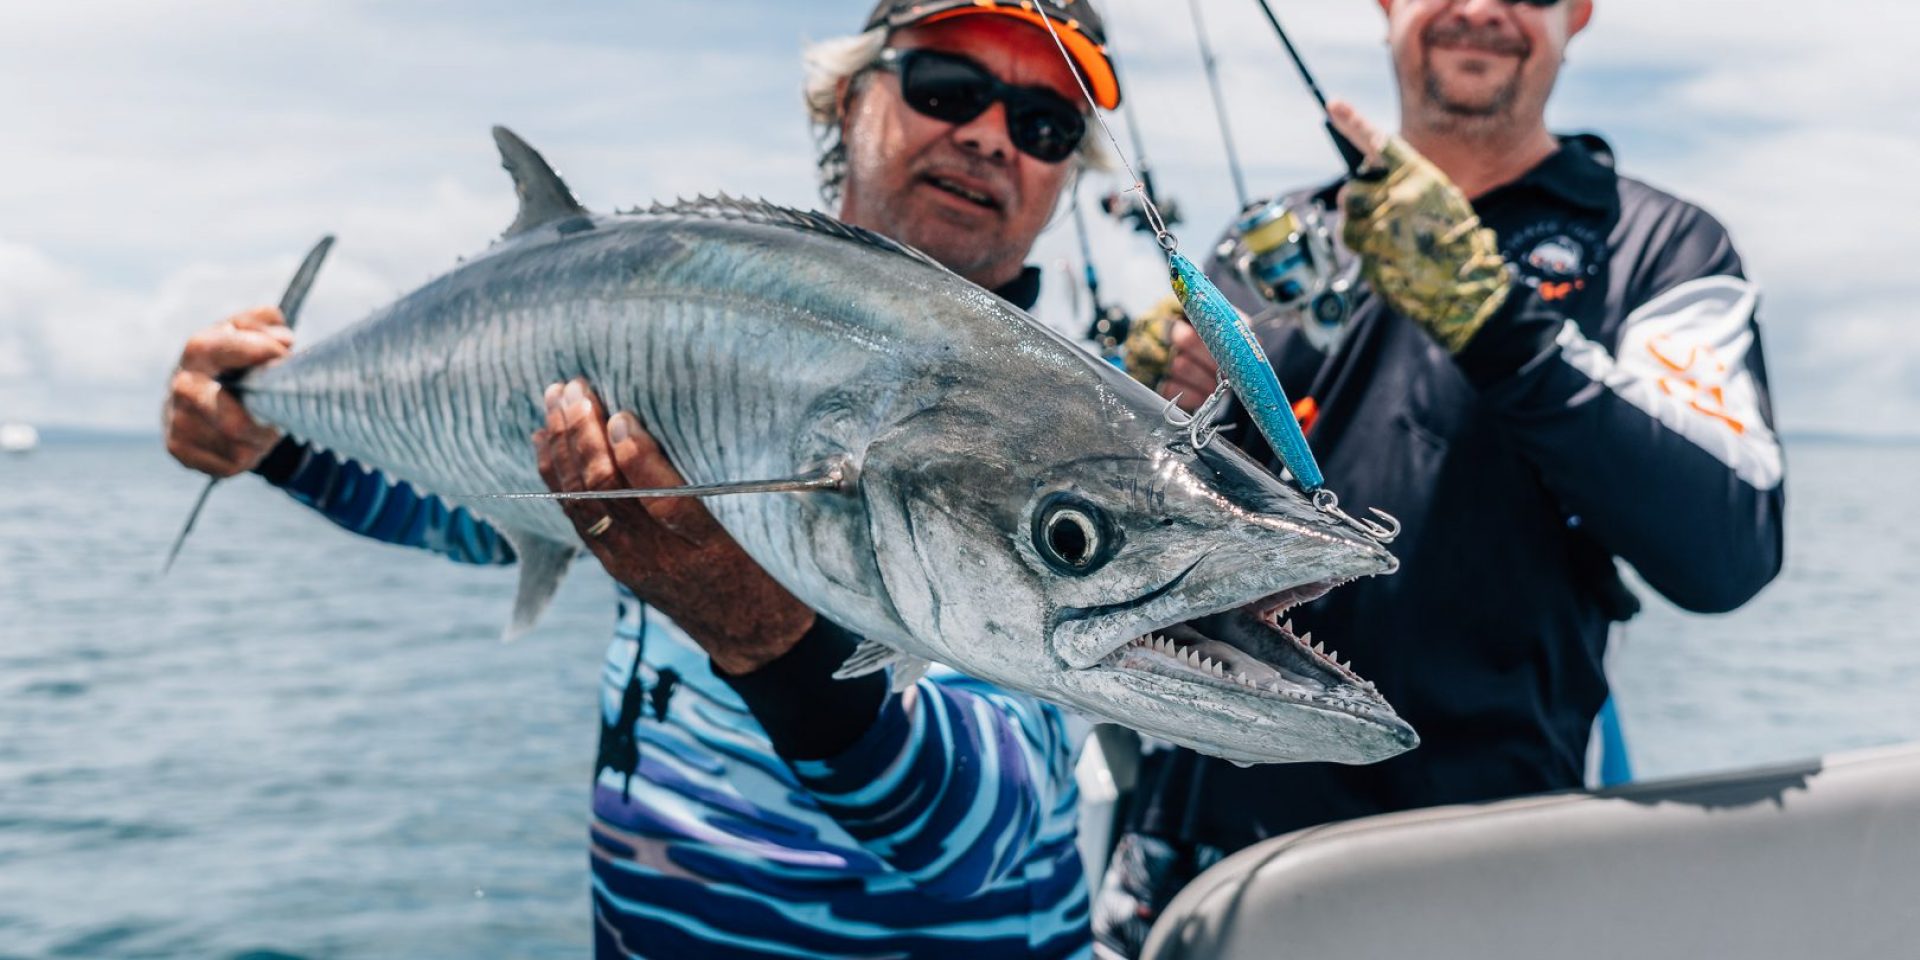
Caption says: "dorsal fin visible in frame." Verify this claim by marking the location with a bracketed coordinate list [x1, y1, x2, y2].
[492, 125, 587, 238]
[639, 193, 948, 272]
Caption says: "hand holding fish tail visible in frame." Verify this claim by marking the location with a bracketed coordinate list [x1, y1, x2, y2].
[162, 306, 292, 477]
[1328, 101, 1513, 353]
[533, 378, 816, 675]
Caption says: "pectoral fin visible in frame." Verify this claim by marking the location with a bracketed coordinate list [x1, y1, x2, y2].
[834, 638, 931, 693]
[502, 534, 577, 643]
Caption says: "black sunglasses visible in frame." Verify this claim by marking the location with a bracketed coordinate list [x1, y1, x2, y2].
[873, 48, 1087, 164]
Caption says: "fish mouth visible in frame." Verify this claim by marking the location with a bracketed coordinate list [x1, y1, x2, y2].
[1090, 578, 1411, 734]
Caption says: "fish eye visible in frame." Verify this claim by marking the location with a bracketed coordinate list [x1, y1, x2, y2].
[1033, 494, 1115, 575]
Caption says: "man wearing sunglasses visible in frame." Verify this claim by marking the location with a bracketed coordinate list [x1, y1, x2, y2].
[1101, 0, 1785, 952]
[161, 2, 1121, 957]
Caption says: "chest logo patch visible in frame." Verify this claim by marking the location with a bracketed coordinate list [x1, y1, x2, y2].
[1526, 237, 1584, 277]
[1504, 221, 1606, 304]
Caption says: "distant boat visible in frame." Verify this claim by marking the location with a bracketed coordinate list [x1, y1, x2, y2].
[0, 422, 38, 454]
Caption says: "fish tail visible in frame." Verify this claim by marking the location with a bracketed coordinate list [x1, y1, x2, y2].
[161, 235, 334, 574]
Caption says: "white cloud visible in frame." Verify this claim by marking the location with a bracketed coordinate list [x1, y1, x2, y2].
[0, 0, 1914, 436]
[0, 0, 833, 430]
[0, 238, 283, 429]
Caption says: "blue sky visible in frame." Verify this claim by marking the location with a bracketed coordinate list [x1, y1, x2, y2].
[3, 0, 1914, 434]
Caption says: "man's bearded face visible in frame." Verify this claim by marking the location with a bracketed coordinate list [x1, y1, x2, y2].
[1420, 15, 1533, 117]
[1383, 0, 1586, 131]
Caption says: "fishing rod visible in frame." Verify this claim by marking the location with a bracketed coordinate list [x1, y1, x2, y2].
[1110, 42, 1157, 206]
[1247, 0, 1366, 173]
[1071, 187, 1132, 363]
[1186, 0, 1250, 210]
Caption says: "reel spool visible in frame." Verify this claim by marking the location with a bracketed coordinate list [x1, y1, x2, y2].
[1222, 198, 1356, 353]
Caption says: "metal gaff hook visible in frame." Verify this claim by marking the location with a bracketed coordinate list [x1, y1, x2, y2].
[1312, 488, 1401, 543]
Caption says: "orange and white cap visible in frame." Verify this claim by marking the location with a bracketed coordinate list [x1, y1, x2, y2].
[864, 0, 1122, 109]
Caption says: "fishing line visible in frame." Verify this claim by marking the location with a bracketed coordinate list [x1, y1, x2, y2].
[1034, 9, 1175, 249]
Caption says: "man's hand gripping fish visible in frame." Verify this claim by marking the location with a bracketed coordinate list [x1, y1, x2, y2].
[192, 128, 1418, 766]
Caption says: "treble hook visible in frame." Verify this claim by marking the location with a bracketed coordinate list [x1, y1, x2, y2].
[1312, 488, 1401, 543]
[1162, 393, 1186, 424]
[1164, 380, 1232, 449]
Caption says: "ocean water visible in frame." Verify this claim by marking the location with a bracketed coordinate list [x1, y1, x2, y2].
[3, 437, 1918, 958]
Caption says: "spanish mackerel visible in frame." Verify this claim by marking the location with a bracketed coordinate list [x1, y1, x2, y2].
[226, 128, 1416, 765]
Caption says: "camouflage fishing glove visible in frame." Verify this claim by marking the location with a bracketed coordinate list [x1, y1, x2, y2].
[1123, 295, 1183, 389]
[1342, 137, 1513, 353]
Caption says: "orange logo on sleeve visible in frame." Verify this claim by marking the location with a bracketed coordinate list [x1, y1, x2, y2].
[1647, 333, 1746, 434]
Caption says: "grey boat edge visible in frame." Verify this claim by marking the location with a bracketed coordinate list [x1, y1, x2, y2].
[1144, 740, 1920, 959]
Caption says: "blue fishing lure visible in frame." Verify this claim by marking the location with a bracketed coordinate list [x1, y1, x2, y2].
[1167, 251, 1325, 492]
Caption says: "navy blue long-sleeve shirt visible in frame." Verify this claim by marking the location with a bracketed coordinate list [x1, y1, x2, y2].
[1098, 137, 1785, 952]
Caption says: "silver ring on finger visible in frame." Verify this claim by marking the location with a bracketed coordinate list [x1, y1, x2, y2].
[585, 515, 613, 539]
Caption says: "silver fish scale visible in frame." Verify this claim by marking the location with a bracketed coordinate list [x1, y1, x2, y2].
[238, 209, 1003, 636]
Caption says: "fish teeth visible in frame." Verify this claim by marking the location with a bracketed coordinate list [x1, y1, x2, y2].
[1313, 640, 1326, 654]
[1282, 619, 1295, 636]
[1236, 672, 1249, 685]
[1300, 631, 1313, 647]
